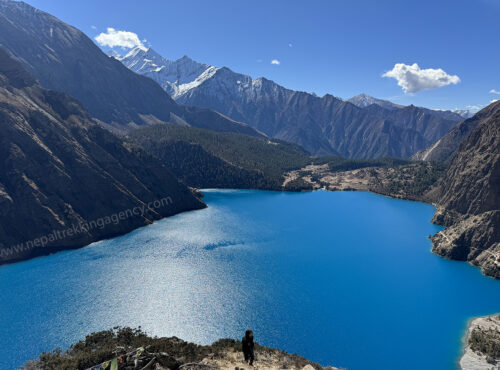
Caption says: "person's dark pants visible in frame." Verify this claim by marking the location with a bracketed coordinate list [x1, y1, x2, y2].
[244, 348, 254, 365]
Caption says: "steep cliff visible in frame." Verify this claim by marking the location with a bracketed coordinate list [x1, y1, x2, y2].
[427, 101, 500, 278]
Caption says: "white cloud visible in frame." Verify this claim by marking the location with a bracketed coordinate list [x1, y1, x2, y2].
[382, 63, 460, 93]
[271, 59, 280, 65]
[95, 27, 144, 49]
[467, 105, 483, 111]
[490, 89, 500, 95]
[91, 25, 97, 30]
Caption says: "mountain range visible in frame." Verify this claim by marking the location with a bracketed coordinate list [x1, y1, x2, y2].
[0, 0, 497, 279]
[117, 46, 463, 158]
[0, 0, 261, 137]
[347, 94, 473, 119]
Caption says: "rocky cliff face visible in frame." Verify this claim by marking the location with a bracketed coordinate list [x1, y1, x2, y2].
[118, 46, 460, 158]
[0, 48, 205, 264]
[427, 101, 500, 278]
[0, 0, 261, 137]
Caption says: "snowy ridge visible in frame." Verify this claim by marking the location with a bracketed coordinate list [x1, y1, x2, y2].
[113, 46, 465, 158]
[117, 46, 298, 104]
[117, 47, 467, 122]
[348, 93, 403, 110]
[452, 109, 473, 119]
[118, 47, 213, 97]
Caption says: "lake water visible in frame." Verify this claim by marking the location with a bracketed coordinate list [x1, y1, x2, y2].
[1, 190, 499, 369]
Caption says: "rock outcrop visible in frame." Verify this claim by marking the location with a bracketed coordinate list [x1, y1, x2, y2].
[431, 212, 500, 278]
[0, 48, 205, 264]
[426, 101, 500, 278]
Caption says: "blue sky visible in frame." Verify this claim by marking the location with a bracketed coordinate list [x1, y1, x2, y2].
[25, 0, 500, 111]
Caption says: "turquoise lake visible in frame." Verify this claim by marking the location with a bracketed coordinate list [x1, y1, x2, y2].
[1, 190, 499, 369]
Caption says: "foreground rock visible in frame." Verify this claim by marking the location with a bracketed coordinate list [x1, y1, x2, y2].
[460, 314, 500, 369]
[23, 327, 342, 370]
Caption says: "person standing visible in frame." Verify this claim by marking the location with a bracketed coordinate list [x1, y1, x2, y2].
[242, 329, 255, 366]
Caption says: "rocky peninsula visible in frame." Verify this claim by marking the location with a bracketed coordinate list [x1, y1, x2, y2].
[460, 314, 500, 370]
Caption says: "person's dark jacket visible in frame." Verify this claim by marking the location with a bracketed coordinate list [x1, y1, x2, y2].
[242, 335, 254, 354]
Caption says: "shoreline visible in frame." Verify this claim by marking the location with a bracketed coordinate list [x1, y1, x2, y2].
[0, 186, 430, 267]
[3, 183, 497, 280]
[282, 163, 499, 280]
[0, 200, 207, 267]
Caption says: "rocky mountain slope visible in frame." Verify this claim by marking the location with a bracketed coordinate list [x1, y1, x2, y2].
[118, 46, 461, 158]
[0, 48, 205, 264]
[0, 0, 261, 137]
[426, 101, 500, 278]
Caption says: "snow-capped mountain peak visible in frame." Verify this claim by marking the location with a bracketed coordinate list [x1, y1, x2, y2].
[117, 46, 213, 96]
[348, 93, 402, 110]
[452, 109, 473, 119]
